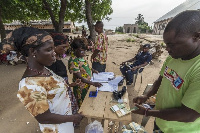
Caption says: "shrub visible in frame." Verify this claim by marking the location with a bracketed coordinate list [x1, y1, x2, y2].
[126, 38, 131, 42]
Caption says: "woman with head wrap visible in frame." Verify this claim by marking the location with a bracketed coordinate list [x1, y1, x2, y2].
[47, 32, 80, 115]
[2, 27, 83, 133]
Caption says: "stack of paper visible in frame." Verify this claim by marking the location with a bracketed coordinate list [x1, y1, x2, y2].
[91, 72, 114, 82]
[110, 103, 137, 117]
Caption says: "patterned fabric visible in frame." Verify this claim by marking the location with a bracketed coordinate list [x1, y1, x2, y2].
[63, 77, 79, 115]
[17, 70, 74, 133]
[0, 52, 7, 62]
[92, 33, 108, 64]
[68, 56, 92, 107]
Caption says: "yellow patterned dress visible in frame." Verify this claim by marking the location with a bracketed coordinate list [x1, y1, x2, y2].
[68, 56, 92, 107]
[17, 71, 73, 133]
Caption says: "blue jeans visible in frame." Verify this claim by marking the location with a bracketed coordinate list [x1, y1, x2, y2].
[92, 62, 106, 72]
[120, 64, 143, 83]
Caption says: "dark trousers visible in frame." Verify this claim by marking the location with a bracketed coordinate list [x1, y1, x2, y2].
[92, 62, 106, 72]
[120, 64, 143, 83]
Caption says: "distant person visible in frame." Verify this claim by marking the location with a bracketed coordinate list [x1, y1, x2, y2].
[132, 10, 200, 133]
[2, 27, 83, 133]
[91, 21, 108, 72]
[119, 44, 152, 85]
[0, 49, 8, 65]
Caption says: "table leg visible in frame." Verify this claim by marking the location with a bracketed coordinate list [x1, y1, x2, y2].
[104, 119, 109, 133]
[111, 121, 119, 133]
[88, 117, 92, 124]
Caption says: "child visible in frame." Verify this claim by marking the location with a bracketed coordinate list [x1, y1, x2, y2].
[68, 38, 102, 107]
[91, 21, 108, 72]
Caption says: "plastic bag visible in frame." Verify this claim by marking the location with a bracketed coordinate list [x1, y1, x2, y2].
[85, 120, 103, 133]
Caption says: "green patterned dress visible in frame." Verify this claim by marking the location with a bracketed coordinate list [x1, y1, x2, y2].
[68, 56, 92, 107]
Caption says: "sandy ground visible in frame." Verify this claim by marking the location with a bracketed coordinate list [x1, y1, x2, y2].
[0, 33, 168, 133]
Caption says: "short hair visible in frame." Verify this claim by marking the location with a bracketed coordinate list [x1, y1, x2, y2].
[50, 32, 68, 46]
[95, 21, 104, 28]
[70, 38, 86, 50]
[164, 10, 200, 37]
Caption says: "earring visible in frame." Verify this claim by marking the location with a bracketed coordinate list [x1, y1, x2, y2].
[33, 55, 36, 58]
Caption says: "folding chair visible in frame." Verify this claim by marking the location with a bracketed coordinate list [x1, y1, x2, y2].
[132, 63, 149, 89]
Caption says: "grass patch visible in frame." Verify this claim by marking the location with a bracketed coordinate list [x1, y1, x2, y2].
[126, 38, 132, 42]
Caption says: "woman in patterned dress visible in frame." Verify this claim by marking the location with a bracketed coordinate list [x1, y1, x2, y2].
[68, 38, 102, 107]
[2, 27, 83, 133]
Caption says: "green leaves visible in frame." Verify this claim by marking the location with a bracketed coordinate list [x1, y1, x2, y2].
[135, 14, 152, 33]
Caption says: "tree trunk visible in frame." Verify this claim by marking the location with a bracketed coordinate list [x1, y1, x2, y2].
[0, 7, 6, 40]
[42, 0, 59, 32]
[85, 0, 96, 42]
[58, 0, 67, 32]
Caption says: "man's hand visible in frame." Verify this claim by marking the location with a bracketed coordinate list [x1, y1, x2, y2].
[120, 62, 126, 65]
[133, 95, 148, 104]
[131, 103, 146, 115]
[131, 67, 138, 71]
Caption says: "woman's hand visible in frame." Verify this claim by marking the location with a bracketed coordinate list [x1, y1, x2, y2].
[133, 95, 148, 104]
[75, 79, 81, 86]
[68, 79, 81, 87]
[92, 69, 98, 74]
[72, 113, 84, 124]
[92, 82, 102, 87]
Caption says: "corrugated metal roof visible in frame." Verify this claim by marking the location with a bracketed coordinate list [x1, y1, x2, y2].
[155, 0, 200, 23]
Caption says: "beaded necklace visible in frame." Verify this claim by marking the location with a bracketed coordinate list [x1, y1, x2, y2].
[27, 66, 52, 76]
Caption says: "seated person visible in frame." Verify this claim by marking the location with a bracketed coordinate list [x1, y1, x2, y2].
[119, 44, 152, 85]
[0, 49, 8, 65]
[7, 50, 17, 65]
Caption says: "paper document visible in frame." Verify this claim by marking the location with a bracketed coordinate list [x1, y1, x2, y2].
[91, 72, 114, 82]
[97, 76, 123, 92]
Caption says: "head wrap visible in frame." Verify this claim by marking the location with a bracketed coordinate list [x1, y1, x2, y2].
[50, 32, 68, 46]
[2, 27, 53, 57]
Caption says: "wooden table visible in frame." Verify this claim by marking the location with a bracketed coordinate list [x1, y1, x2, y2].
[79, 86, 132, 133]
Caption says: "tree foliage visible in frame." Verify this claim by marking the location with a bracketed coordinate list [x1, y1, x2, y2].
[0, 0, 113, 40]
[135, 14, 152, 33]
[115, 26, 123, 33]
[84, 0, 113, 42]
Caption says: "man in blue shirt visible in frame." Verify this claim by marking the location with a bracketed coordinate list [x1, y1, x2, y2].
[119, 44, 152, 85]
